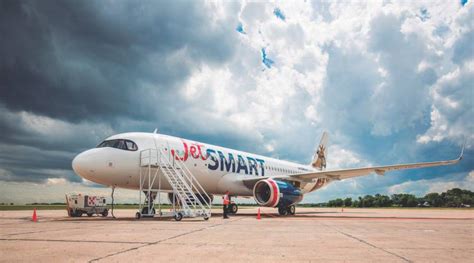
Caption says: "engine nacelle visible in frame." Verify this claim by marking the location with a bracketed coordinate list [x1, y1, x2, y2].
[253, 179, 303, 207]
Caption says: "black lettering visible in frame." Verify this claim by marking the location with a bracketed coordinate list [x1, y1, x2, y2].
[236, 155, 248, 174]
[218, 151, 235, 172]
[247, 157, 258, 175]
[255, 158, 265, 176]
[206, 149, 219, 170]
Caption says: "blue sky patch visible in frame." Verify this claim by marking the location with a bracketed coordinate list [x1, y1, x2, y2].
[273, 8, 286, 21]
[461, 0, 468, 6]
[418, 8, 430, 21]
[236, 22, 245, 34]
[261, 48, 274, 68]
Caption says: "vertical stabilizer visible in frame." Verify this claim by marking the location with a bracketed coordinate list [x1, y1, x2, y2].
[311, 132, 329, 170]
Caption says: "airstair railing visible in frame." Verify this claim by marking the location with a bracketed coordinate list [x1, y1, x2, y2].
[156, 148, 211, 217]
[138, 148, 211, 219]
[164, 150, 212, 211]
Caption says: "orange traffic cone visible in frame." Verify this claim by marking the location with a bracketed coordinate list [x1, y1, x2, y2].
[32, 208, 37, 222]
[257, 208, 261, 220]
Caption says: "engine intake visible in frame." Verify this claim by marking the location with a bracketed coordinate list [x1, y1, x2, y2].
[253, 179, 303, 207]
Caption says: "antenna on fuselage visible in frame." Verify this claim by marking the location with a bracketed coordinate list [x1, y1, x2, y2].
[153, 128, 158, 134]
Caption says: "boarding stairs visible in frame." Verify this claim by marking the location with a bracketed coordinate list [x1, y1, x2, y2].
[138, 148, 212, 220]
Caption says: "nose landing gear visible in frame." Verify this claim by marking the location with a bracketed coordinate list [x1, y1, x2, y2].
[111, 186, 116, 219]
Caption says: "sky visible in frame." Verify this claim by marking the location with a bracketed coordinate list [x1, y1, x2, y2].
[0, 0, 473, 204]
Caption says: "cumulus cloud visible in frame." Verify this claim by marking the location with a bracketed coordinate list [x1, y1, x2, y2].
[415, 2, 474, 148]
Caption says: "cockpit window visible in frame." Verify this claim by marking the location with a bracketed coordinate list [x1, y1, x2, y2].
[97, 139, 138, 151]
[125, 140, 138, 151]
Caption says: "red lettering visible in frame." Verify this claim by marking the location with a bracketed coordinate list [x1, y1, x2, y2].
[196, 144, 208, 160]
[171, 141, 189, 161]
[170, 140, 208, 162]
[190, 145, 199, 159]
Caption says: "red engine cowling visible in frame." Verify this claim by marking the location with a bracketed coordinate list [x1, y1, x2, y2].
[253, 179, 303, 207]
[253, 179, 281, 207]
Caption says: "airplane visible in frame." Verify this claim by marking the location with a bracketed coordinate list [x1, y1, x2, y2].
[72, 132, 463, 216]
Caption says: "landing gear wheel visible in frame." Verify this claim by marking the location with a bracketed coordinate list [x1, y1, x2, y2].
[87, 213, 93, 217]
[204, 216, 209, 221]
[287, 205, 296, 215]
[174, 212, 183, 221]
[229, 203, 238, 214]
[101, 210, 108, 217]
[135, 212, 141, 219]
[278, 206, 288, 216]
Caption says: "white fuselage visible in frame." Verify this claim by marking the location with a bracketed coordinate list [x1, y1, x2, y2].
[72, 132, 328, 197]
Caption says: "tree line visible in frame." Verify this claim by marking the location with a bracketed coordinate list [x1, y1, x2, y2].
[321, 188, 473, 208]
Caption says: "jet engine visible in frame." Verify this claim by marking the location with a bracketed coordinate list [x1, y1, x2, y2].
[253, 179, 303, 207]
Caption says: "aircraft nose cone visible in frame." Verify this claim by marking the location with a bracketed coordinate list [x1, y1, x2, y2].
[72, 151, 92, 179]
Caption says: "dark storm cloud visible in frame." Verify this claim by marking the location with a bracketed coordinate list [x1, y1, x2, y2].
[0, 0, 236, 122]
[0, 105, 109, 152]
[0, 143, 77, 182]
[0, 0, 239, 183]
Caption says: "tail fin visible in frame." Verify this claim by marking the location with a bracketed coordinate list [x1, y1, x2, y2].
[310, 132, 329, 170]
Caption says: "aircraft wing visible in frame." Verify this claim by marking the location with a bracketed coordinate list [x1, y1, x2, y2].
[242, 148, 463, 188]
[290, 155, 462, 181]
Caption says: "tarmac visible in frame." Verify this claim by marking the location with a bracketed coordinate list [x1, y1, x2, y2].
[0, 207, 473, 262]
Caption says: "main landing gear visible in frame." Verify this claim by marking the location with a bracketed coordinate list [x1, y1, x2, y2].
[228, 203, 238, 215]
[278, 205, 296, 216]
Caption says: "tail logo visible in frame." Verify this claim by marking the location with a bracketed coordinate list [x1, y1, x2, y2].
[314, 145, 326, 169]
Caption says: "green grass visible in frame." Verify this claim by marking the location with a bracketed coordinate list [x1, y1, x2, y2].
[0, 205, 68, 211]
